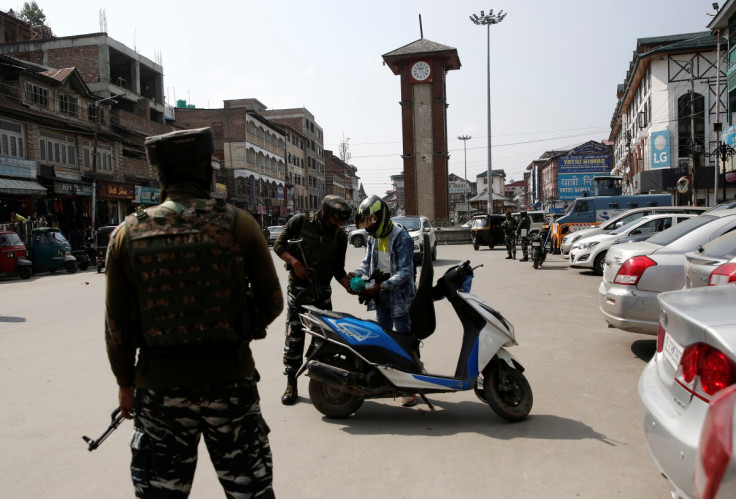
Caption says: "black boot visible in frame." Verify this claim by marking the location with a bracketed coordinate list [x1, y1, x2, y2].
[281, 374, 298, 405]
[505, 253, 513, 259]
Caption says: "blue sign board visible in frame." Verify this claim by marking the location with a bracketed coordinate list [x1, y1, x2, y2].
[558, 154, 611, 174]
[558, 173, 599, 200]
[134, 185, 161, 205]
[0, 156, 37, 179]
[651, 130, 671, 169]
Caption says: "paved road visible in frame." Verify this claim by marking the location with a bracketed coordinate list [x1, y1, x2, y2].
[0, 243, 672, 498]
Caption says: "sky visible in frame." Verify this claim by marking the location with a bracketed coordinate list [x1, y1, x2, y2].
[21, 0, 722, 196]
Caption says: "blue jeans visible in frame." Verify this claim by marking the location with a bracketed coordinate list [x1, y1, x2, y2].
[375, 292, 411, 334]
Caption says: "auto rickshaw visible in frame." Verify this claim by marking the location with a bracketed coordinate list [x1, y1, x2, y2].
[0, 230, 33, 279]
[26, 227, 78, 274]
[95, 226, 117, 273]
[469, 214, 506, 250]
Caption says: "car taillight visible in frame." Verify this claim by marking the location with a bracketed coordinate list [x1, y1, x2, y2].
[695, 384, 736, 499]
[613, 255, 657, 285]
[709, 263, 736, 286]
[676, 343, 736, 401]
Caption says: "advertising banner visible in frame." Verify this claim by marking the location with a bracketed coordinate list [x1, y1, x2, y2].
[558, 154, 611, 174]
[651, 130, 671, 169]
[134, 185, 161, 204]
[557, 173, 599, 200]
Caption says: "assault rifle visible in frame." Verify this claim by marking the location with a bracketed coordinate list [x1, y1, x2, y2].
[82, 408, 125, 451]
[288, 238, 323, 306]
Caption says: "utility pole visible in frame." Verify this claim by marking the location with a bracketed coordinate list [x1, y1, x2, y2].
[91, 95, 117, 234]
[458, 135, 471, 218]
[690, 60, 697, 206]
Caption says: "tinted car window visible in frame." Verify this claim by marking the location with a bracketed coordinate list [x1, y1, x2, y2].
[616, 212, 647, 226]
[700, 231, 736, 259]
[647, 215, 716, 247]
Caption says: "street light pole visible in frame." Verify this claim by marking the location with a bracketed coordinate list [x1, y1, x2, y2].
[470, 9, 506, 215]
[91, 95, 117, 234]
[458, 134, 471, 217]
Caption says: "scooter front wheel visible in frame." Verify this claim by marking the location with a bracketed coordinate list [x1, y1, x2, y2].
[308, 378, 363, 419]
[484, 362, 533, 422]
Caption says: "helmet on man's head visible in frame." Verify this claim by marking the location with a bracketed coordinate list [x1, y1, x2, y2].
[356, 195, 391, 238]
[145, 128, 214, 189]
[321, 195, 352, 222]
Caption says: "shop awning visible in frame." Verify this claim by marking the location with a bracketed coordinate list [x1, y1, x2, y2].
[0, 178, 47, 195]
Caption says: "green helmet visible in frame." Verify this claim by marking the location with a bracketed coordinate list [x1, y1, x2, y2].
[356, 195, 391, 238]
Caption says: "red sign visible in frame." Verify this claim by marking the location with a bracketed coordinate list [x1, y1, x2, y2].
[98, 181, 135, 199]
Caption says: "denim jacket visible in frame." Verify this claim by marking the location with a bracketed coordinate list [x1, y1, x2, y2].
[354, 224, 415, 317]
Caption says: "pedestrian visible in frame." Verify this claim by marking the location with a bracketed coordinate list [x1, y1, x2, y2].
[501, 211, 517, 259]
[274, 195, 354, 405]
[104, 128, 283, 498]
[516, 211, 531, 262]
[351, 195, 418, 407]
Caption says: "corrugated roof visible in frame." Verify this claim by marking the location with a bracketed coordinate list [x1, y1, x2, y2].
[39, 67, 75, 82]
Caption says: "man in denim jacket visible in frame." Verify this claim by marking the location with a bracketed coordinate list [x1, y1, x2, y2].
[352, 195, 415, 335]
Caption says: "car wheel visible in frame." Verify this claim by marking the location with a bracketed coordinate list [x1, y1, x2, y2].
[17, 266, 32, 280]
[593, 252, 606, 276]
[352, 235, 364, 248]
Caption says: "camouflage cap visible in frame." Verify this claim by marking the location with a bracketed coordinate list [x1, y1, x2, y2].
[321, 195, 352, 221]
[145, 128, 214, 186]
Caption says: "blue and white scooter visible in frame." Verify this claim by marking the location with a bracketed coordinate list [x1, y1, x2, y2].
[296, 236, 532, 421]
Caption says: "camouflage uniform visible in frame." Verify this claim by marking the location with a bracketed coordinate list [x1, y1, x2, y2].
[105, 128, 283, 498]
[501, 214, 517, 259]
[516, 214, 531, 261]
[274, 211, 348, 377]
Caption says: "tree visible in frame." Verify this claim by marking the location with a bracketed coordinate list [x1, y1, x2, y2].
[18, 1, 46, 26]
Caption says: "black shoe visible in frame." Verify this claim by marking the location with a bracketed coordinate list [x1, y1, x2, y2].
[281, 375, 298, 405]
[505, 255, 513, 259]
[519, 258, 529, 262]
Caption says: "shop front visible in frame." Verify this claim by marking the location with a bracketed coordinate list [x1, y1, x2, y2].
[96, 180, 135, 226]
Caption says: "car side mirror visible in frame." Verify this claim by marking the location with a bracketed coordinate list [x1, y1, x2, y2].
[631, 230, 641, 235]
[614, 222, 624, 229]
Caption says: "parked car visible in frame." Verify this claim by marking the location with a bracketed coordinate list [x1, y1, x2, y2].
[695, 383, 736, 499]
[569, 214, 695, 275]
[348, 228, 368, 248]
[343, 224, 357, 234]
[639, 285, 736, 499]
[267, 225, 284, 246]
[560, 206, 707, 256]
[598, 209, 736, 335]
[684, 231, 736, 289]
[512, 210, 546, 235]
[391, 215, 437, 261]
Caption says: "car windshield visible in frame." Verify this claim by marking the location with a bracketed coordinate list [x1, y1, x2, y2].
[1, 233, 23, 246]
[701, 231, 736, 259]
[646, 215, 716, 247]
[391, 217, 421, 231]
[51, 232, 69, 244]
[471, 217, 488, 228]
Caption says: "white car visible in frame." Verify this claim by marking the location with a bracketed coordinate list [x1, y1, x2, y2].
[569, 214, 695, 275]
[560, 206, 707, 256]
[392, 215, 437, 261]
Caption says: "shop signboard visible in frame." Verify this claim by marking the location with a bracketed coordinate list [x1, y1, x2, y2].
[54, 181, 92, 196]
[0, 157, 37, 179]
[557, 154, 611, 200]
[98, 180, 135, 200]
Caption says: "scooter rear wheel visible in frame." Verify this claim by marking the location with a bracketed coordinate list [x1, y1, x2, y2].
[308, 378, 363, 418]
[484, 362, 533, 422]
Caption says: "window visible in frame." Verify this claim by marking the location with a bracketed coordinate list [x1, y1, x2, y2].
[26, 82, 49, 107]
[39, 130, 77, 167]
[59, 94, 78, 118]
[212, 122, 223, 139]
[677, 92, 705, 158]
[81, 140, 113, 171]
[0, 119, 24, 158]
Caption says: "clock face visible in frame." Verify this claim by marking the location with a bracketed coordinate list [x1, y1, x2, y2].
[411, 61, 431, 82]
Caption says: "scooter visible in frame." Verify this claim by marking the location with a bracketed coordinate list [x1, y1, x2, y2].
[530, 230, 545, 269]
[296, 236, 532, 422]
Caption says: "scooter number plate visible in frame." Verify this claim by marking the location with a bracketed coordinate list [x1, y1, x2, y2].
[532, 242, 541, 247]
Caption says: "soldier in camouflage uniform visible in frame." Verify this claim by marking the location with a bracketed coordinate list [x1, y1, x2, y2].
[501, 211, 517, 259]
[516, 211, 531, 262]
[273, 195, 354, 405]
[105, 128, 283, 498]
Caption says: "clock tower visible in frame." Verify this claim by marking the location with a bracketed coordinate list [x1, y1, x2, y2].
[382, 38, 461, 221]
